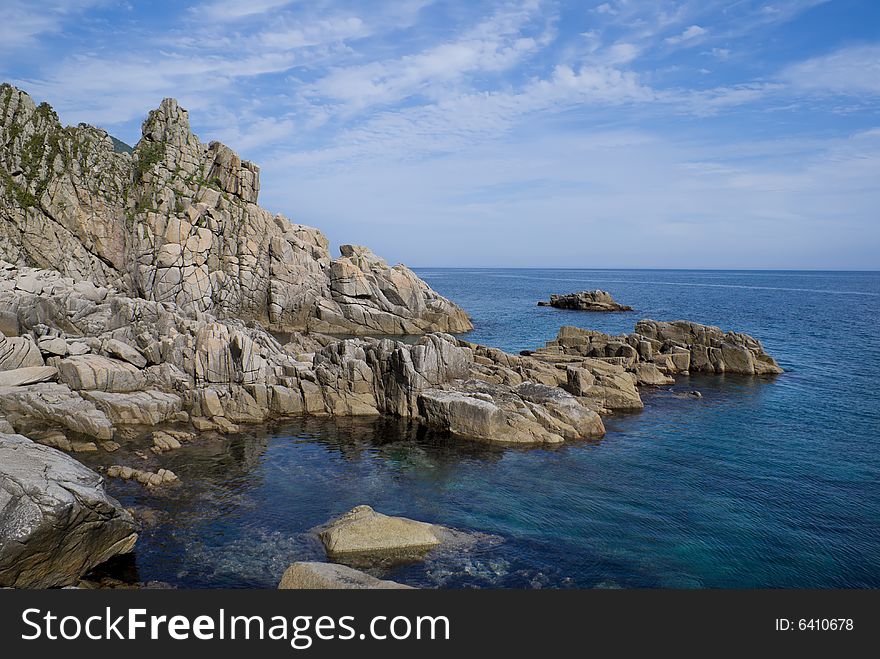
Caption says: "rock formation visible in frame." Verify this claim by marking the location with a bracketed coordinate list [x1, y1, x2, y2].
[0, 433, 137, 588]
[529, 321, 783, 377]
[538, 290, 633, 312]
[0, 258, 610, 448]
[0, 84, 471, 336]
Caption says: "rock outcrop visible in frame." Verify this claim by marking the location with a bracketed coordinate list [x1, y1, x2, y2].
[530, 321, 782, 377]
[0, 84, 471, 336]
[633, 320, 783, 376]
[278, 561, 412, 590]
[538, 290, 632, 312]
[0, 433, 137, 588]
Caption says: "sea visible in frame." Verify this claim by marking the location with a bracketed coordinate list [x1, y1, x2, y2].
[95, 269, 880, 589]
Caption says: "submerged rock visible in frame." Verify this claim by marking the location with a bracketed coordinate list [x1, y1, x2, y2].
[278, 562, 413, 590]
[0, 433, 138, 588]
[538, 290, 633, 312]
[105, 465, 179, 488]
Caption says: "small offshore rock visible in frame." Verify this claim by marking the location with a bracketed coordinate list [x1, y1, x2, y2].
[538, 290, 633, 312]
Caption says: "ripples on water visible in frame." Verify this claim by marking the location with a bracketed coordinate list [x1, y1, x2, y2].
[104, 269, 880, 588]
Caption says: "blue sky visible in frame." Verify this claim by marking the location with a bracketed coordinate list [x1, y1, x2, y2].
[2, 0, 878, 269]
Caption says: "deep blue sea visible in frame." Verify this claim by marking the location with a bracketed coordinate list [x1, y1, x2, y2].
[101, 270, 880, 588]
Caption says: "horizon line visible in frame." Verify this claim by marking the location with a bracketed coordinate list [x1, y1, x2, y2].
[408, 266, 880, 273]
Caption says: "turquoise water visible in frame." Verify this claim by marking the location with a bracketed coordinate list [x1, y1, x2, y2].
[103, 270, 880, 588]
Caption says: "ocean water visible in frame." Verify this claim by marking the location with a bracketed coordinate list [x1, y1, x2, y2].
[98, 270, 880, 588]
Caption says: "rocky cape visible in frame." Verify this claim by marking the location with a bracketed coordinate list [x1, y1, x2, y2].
[0, 85, 783, 588]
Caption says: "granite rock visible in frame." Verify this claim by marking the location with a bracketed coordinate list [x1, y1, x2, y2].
[0, 433, 137, 588]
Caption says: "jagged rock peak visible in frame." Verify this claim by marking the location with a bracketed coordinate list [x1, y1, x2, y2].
[141, 97, 193, 146]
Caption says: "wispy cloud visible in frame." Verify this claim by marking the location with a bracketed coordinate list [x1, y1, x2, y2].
[305, 1, 551, 110]
[782, 44, 880, 95]
[0, 0, 108, 50]
[192, 0, 297, 23]
[665, 24, 708, 45]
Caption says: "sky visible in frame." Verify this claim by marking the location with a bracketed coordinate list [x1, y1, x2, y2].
[1, 0, 879, 269]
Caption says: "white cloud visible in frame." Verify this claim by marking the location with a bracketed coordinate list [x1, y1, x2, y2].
[306, 2, 549, 109]
[272, 62, 653, 171]
[665, 25, 707, 45]
[782, 45, 880, 95]
[600, 42, 641, 65]
[0, 0, 108, 50]
[193, 0, 297, 23]
[256, 16, 369, 50]
[13, 51, 299, 126]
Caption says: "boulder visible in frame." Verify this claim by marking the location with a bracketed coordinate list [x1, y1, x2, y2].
[538, 322, 782, 381]
[37, 336, 68, 356]
[634, 320, 782, 375]
[319, 505, 442, 557]
[0, 433, 138, 588]
[416, 389, 506, 442]
[566, 359, 643, 411]
[418, 379, 605, 445]
[278, 562, 412, 590]
[0, 310, 19, 336]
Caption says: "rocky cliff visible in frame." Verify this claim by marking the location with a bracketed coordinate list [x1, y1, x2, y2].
[0, 84, 471, 336]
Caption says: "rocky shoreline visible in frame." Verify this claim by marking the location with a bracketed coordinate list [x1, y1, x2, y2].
[0, 85, 783, 589]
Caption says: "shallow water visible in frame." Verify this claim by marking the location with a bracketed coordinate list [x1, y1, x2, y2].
[103, 269, 880, 588]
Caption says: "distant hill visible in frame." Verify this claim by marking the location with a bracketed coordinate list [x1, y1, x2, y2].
[109, 135, 133, 154]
